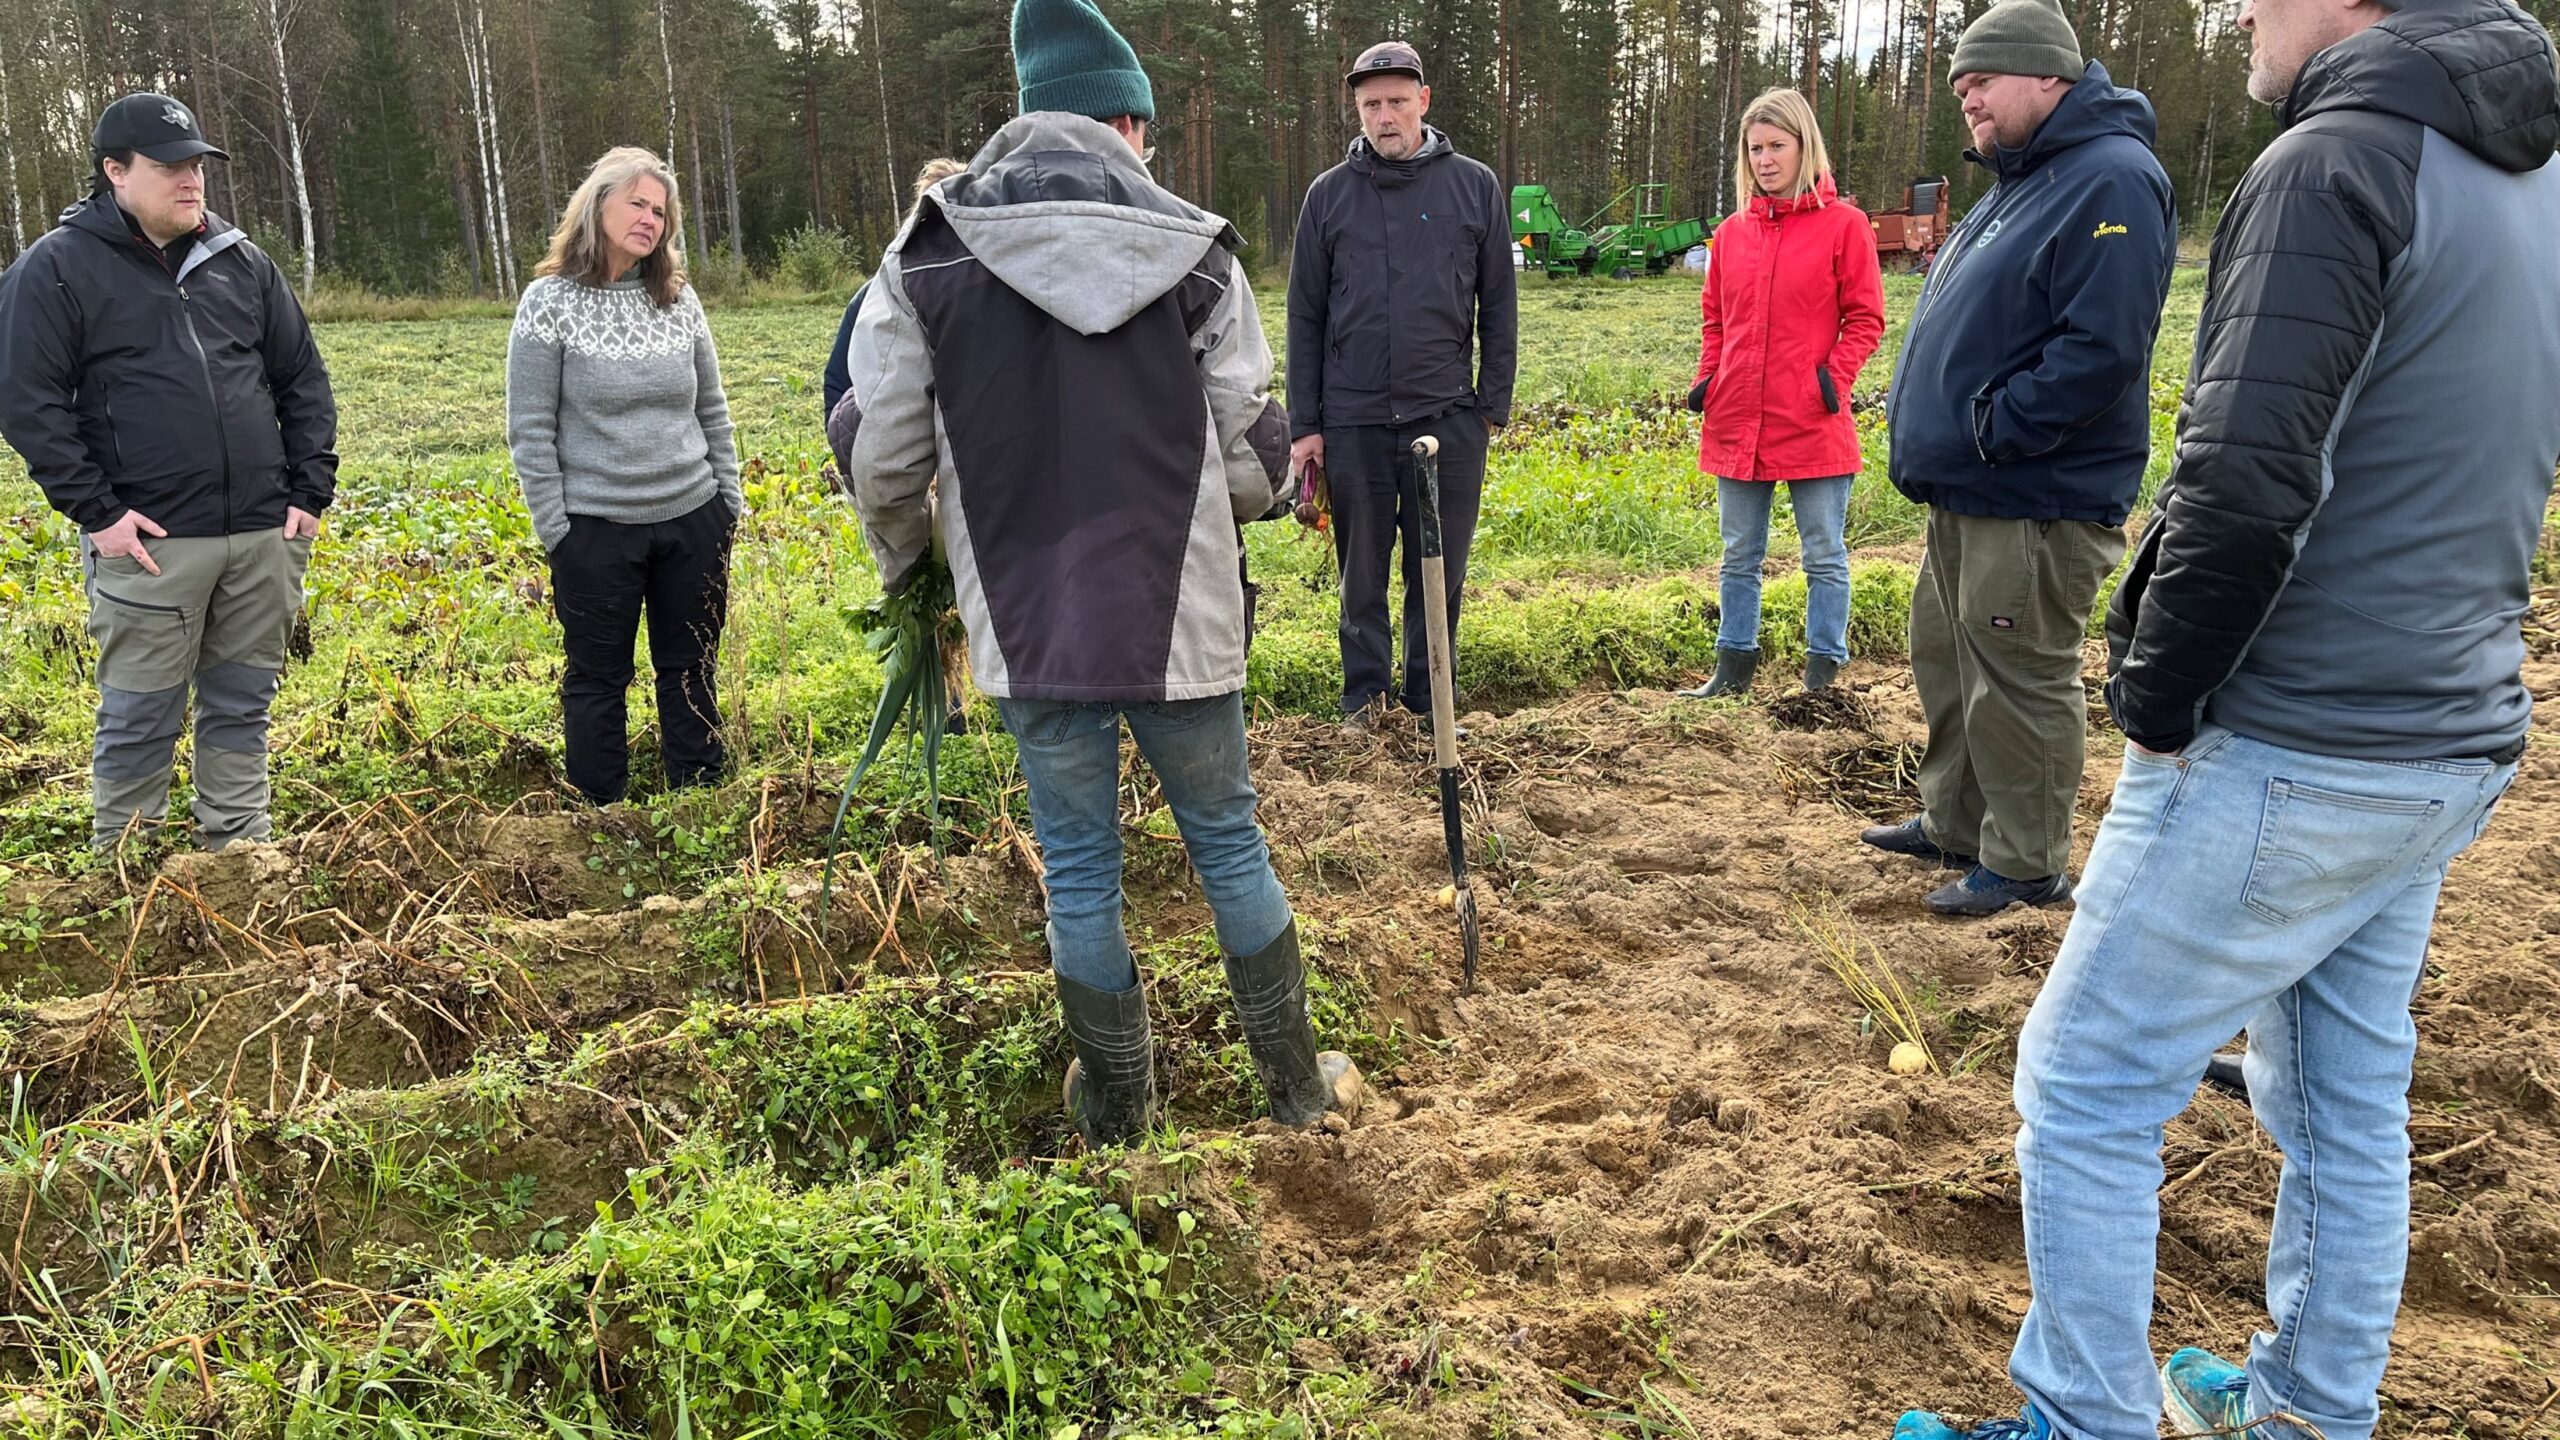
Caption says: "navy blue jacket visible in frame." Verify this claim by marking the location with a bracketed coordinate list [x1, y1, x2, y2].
[1886, 63, 2175, 524]
[822, 279, 870, 426]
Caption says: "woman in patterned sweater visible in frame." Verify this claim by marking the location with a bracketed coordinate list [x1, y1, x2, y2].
[507, 148, 742, 805]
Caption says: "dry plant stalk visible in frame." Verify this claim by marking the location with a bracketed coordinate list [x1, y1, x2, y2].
[1794, 898, 1938, 1074]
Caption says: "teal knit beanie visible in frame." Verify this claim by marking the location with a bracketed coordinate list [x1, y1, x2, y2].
[1014, 0, 1156, 122]
[1949, 0, 2085, 81]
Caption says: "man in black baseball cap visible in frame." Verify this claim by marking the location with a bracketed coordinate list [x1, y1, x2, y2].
[1287, 40, 1517, 729]
[0, 91, 336, 852]
[94, 92, 231, 166]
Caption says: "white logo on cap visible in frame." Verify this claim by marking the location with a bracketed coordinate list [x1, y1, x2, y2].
[162, 103, 193, 132]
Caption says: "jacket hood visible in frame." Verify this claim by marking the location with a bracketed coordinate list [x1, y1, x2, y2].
[2282, 0, 2560, 172]
[1973, 61, 2159, 179]
[1751, 171, 1842, 220]
[915, 111, 1239, 336]
[1347, 126, 1455, 186]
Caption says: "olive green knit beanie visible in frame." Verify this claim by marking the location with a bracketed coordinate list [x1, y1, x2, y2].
[1949, 0, 2085, 81]
[1013, 0, 1156, 122]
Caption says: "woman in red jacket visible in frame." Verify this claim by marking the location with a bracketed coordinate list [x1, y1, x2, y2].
[1680, 88, 1886, 697]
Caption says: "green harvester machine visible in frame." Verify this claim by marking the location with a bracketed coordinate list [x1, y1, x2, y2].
[1511, 182, 1708, 278]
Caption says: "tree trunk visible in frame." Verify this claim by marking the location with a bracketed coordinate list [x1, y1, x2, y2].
[261, 0, 317, 295]
[688, 103, 710, 261]
[520, 0, 557, 215]
[474, 0, 518, 291]
[443, 81, 485, 291]
[657, 0, 679, 161]
[868, 0, 897, 227]
[453, 0, 505, 293]
[0, 43, 23, 258]
[720, 98, 744, 262]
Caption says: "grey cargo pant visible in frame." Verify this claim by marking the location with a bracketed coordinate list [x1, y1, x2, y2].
[82, 530, 311, 849]
[1909, 506, 2126, 881]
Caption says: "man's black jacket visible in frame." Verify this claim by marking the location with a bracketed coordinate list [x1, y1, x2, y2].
[0, 193, 338, 536]
[1286, 128, 1518, 436]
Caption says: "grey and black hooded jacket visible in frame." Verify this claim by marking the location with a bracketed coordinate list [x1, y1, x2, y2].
[2105, 0, 2560, 759]
[841, 113, 1291, 703]
[0, 193, 338, 536]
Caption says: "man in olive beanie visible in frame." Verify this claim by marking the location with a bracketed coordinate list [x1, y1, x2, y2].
[1866, 0, 2174, 924]
[1947, 0, 2084, 82]
[1012, 0, 1155, 121]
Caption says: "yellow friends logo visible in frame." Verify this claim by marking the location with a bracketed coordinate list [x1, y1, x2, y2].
[2092, 221, 2130, 238]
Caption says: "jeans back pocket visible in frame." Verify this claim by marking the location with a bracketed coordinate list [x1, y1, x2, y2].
[2242, 778, 2442, 925]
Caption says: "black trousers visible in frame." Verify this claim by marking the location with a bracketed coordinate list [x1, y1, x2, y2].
[549, 497, 734, 803]
[1324, 411, 1488, 716]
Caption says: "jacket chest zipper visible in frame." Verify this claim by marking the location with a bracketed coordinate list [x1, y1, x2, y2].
[176, 280, 238, 529]
[1890, 178, 2016, 436]
[1911, 180, 2014, 329]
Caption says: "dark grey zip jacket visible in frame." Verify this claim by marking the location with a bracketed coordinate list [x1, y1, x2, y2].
[1286, 128, 1518, 436]
[0, 193, 338, 536]
[2105, 0, 2560, 759]
[844, 113, 1290, 703]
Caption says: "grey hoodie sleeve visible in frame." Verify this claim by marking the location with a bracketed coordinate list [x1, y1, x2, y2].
[687, 290, 744, 522]
[847, 253, 938, 592]
[505, 280, 572, 551]
[1195, 253, 1290, 523]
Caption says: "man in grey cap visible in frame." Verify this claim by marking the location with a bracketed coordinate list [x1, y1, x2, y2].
[0, 93, 338, 850]
[1864, 0, 2175, 918]
[1286, 40, 1517, 731]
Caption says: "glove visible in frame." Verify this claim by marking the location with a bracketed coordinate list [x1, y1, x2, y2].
[1684, 378, 1710, 413]
[1817, 365, 1840, 415]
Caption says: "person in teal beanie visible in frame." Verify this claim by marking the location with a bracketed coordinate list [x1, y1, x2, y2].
[1012, 0, 1155, 120]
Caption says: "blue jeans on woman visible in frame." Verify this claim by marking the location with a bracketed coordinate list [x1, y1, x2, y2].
[997, 692, 1294, 993]
[1715, 475, 1852, 661]
[2008, 724, 2513, 1440]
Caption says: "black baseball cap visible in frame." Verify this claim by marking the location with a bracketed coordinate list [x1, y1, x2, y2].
[1345, 40, 1426, 89]
[93, 93, 228, 164]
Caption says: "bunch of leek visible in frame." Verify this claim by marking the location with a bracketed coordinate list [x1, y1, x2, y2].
[820, 554, 962, 934]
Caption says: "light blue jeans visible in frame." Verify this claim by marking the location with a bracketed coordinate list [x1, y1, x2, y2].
[997, 693, 1294, 993]
[1715, 476, 1853, 661]
[2009, 723, 2514, 1440]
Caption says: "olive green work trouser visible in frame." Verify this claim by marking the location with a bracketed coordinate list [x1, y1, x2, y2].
[82, 530, 312, 850]
[1908, 506, 2127, 882]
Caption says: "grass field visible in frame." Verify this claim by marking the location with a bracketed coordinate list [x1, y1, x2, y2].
[0, 269, 2288, 1438]
[0, 271, 2212, 860]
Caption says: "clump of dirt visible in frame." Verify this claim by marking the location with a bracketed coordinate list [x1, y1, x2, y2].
[1768, 685, 1880, 732]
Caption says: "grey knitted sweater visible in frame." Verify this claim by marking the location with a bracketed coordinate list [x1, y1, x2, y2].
[505, 274, 742, 550]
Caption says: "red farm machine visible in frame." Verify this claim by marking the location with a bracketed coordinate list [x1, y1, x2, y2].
[1863, 175, 1952, 268]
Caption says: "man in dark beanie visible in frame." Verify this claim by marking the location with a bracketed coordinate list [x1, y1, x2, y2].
[1286, 40, 1517, 731]
[1903, 0, 2560, 1431]
[0, 94, 337, 851]
[1863, 0, 2174, 919]
[839, 0, 1362, 1151]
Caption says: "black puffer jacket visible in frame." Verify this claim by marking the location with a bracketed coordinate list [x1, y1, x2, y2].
[1285, 129, 1518, 435]
[0, 194, 338, 536]
[2104, 0, 2560, 758]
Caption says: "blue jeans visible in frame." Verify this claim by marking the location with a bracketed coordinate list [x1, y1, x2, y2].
[997, 693, 1294, 993]
[1715, 475, 1852, 660]
[2009, 724, 2513, 1440]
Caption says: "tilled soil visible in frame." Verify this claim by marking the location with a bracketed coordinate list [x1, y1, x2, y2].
[1228, 654, 2560, 1439]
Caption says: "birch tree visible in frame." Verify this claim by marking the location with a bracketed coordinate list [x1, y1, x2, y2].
[259, 0, 320, 295]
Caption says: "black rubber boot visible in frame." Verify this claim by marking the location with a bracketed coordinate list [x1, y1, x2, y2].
[1678, 647, 1760, 699]
[1056, 972, 1158, 1148]
[1223, 923, 1366, 1129]
[1803, 654, 1842, 690]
